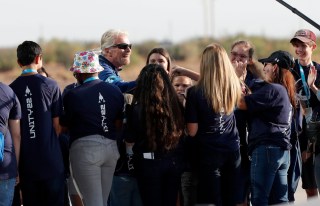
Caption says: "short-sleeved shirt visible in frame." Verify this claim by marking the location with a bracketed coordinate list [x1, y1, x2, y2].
[61, 79, 124, 144]
[98, 55, 136, 93]
[244, 80, 292, 154]
[0, 83, 21, 180]
[185, 86, 240, 153]
[10, 74, 64, 180]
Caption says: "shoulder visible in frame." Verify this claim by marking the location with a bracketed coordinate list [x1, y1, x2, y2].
[98, 81, 123, 95]
[0, 82, 13, 93]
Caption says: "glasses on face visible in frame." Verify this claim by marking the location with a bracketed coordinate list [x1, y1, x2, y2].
[230, 51, 248, 60]
[111, 43, 132, 50]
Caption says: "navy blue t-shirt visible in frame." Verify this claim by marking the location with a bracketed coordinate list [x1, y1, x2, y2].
[244, 80, 292, 154]
[61, 79, 124, 144]
[0, 83, 21, 180]
[185, 86, 240, 153]
[10, 74, 64, 180]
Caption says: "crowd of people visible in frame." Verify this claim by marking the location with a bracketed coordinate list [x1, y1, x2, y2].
[0, 28, 320, 206]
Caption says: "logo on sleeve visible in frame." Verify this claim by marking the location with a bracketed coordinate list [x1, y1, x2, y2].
[105, 75, 121, 84]
[99, 93, 108, 132]
[25, 86, 36, 138]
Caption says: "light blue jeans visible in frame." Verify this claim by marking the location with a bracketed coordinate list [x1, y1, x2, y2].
[70, 135, 119, 206]
[250, 145, 290, 206]
[0, 177, 16, 206]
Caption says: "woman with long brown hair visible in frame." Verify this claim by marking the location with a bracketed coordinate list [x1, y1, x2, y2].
[125, 64, 185, 206]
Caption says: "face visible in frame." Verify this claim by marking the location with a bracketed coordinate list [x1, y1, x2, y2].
[263, 63, 276, 81]
[172, 76, 192, 94]
[292, 41, 315, 62]
[105, 34, 131, 68]
[148, 53, 169, 73]
[230, 44, 251, 64]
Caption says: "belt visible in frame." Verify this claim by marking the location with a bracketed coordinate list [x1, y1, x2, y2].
[142, 152, 175, 160]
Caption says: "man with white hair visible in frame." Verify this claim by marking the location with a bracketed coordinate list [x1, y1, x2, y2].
[99, 29, 136, 93]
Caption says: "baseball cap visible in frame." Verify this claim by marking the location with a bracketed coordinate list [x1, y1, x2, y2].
[290, 29, 316, 43]
[258, 50, 295, 69]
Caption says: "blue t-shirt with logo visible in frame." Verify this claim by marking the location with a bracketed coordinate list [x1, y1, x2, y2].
[10, 74, 64, 180]
[244, 80, 292, 154]
[61, 79, 124, 144]
[99, 55, 136, 93]
[185, 86, 240, 153]
[0, 83, 21, 180]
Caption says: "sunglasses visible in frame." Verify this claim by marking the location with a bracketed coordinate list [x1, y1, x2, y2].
[111, 43, 132, 50]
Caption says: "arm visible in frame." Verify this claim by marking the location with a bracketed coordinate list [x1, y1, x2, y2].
[9, 119, 21, 164]
[53, 117, 61, 136]
[171, 67, 199, 81]
[232, 61, 248, 81]
[187, 123, 198, 137]
[237, 94, 248, 110]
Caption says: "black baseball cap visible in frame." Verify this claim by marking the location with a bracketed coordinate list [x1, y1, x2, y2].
[258, 50, 295, 69]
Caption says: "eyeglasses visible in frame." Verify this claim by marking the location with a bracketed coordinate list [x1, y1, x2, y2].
[230, 51, 248, 60]
[111, 43, 132, 50]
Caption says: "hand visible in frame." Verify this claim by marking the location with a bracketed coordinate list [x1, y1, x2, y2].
[16, 175, 20, 185]
[302, 150, 311, 163]
[232, 60, 247, 81]
[307, 66, 317, 87]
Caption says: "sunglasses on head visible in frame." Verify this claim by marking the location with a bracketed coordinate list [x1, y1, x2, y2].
[111, 43, 132, 50]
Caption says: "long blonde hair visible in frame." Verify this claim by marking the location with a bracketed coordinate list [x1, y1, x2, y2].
[197, 43, 242, 114]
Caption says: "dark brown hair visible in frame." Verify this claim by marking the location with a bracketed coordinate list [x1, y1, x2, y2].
[146, 48, 172, 73]
[133, 64, 184, 151]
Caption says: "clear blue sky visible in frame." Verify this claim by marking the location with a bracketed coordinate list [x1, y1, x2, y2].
[1, 0, 319, 47]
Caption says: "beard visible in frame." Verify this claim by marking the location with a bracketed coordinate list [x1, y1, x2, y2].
[121, 56, 130, 66]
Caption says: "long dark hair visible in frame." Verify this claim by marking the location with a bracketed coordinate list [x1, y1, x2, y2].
[133, 64, 184, 151]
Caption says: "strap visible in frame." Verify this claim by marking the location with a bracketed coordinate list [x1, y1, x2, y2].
[298, 61, 312, 107]
[21, 68, 37, 75]
[83, 76, 99, 84]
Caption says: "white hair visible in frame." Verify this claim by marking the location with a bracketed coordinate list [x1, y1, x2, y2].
[100, 29, 128, 54]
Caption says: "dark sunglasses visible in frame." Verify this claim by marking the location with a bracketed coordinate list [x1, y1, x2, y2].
[112, 43, 132, 50]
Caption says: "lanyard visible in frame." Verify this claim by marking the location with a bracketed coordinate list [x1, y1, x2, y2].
[83, 76, 99, 84]
[298, 61, 313, 107]
[21, 69, 37, 75]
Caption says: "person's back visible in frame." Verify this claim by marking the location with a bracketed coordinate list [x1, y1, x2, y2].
[10, 73, 64, 180]
[185, 43, 242, 206]
[0, 82, 21, 205]
[10, 40, 64, 206]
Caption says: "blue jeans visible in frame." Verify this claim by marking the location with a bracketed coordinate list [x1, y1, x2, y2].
[250, 145, 290, 206]
[314, 153, 320, 193]
[0, 178, 16, 206]
[196, 149, 241, 206]
[70, 135, 119, 206]
[109, 175, 143, 206]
